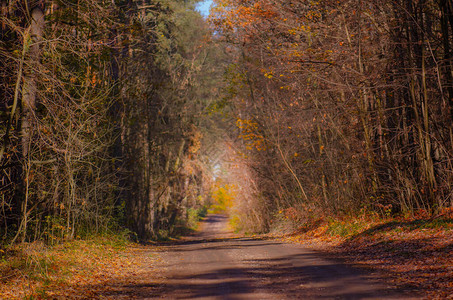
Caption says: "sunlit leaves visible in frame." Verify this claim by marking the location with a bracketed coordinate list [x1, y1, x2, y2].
[236, 118, 267, 151]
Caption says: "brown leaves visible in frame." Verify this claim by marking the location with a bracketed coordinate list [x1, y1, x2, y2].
[272, 216, 453, 299]
[0, 238, 161, 299]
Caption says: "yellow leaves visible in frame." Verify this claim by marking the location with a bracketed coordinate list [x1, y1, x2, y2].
[305, 10, 322, 21]
[300, 25, 311, 32]
[210, 183, 237, 213]
[261, 68, 275, 79]
[236, 118, 258, 130]
[288, 25, 310, 36]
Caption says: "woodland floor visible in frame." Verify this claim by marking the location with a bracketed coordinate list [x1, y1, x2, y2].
[0, 216, 452, 299]
[275, 217, 453, 299]
[0, 238, 162, 299]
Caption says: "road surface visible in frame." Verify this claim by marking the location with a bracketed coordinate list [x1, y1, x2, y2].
[154, 214, 416, 299]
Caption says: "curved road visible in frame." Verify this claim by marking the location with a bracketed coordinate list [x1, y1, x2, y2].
[154, 214, 416, 299]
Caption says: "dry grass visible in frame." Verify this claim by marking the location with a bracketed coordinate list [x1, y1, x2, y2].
[0, 236, 160, 299]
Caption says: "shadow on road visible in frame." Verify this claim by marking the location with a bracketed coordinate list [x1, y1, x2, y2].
[88, 236, 415, 299]
[79, 215, 419, 299]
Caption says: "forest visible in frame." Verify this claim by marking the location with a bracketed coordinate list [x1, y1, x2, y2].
[1, 0, 453, 298]
[1, 0, 453, 243]
[0, 0, 227, 244]
[211, 0, 453, 232]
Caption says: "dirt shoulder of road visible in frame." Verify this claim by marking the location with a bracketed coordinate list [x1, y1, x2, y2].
[266, 216, 453, 299]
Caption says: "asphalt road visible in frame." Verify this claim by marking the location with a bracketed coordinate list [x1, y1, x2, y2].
[155, 214, 416, 299]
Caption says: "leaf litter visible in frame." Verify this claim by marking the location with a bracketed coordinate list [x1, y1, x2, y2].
[272, 216, 453, 299]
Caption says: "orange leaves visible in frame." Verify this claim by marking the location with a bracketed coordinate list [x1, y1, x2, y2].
[233, 1, 278, 27]
[270, 215, 453, 299]
[236, 118, 267, 151]
[211, 0, 278, 35]
[0, 238, 161, 299]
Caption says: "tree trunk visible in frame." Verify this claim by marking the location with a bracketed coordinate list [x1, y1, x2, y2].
[22, 6, 44, 159]
[16, 4, 44, 244]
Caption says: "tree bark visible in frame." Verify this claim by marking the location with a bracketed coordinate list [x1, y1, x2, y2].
[22, 6, 44, 159]
[17, 4, 44, 243]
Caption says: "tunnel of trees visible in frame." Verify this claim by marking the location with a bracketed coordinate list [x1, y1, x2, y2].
[1, 0, 453, 244]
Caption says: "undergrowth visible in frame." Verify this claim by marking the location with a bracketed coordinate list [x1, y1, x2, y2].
[270, 207, 453, 242]
[161, 206, 209, 240]
[187, 206, 208, 230]
[0, 232, 133, 299]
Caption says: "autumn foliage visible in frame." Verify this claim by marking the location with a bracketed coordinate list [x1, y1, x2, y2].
[211, 0, 453, 230]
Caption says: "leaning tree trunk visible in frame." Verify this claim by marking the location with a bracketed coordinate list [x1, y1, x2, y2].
[15, 4, 45, 244]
